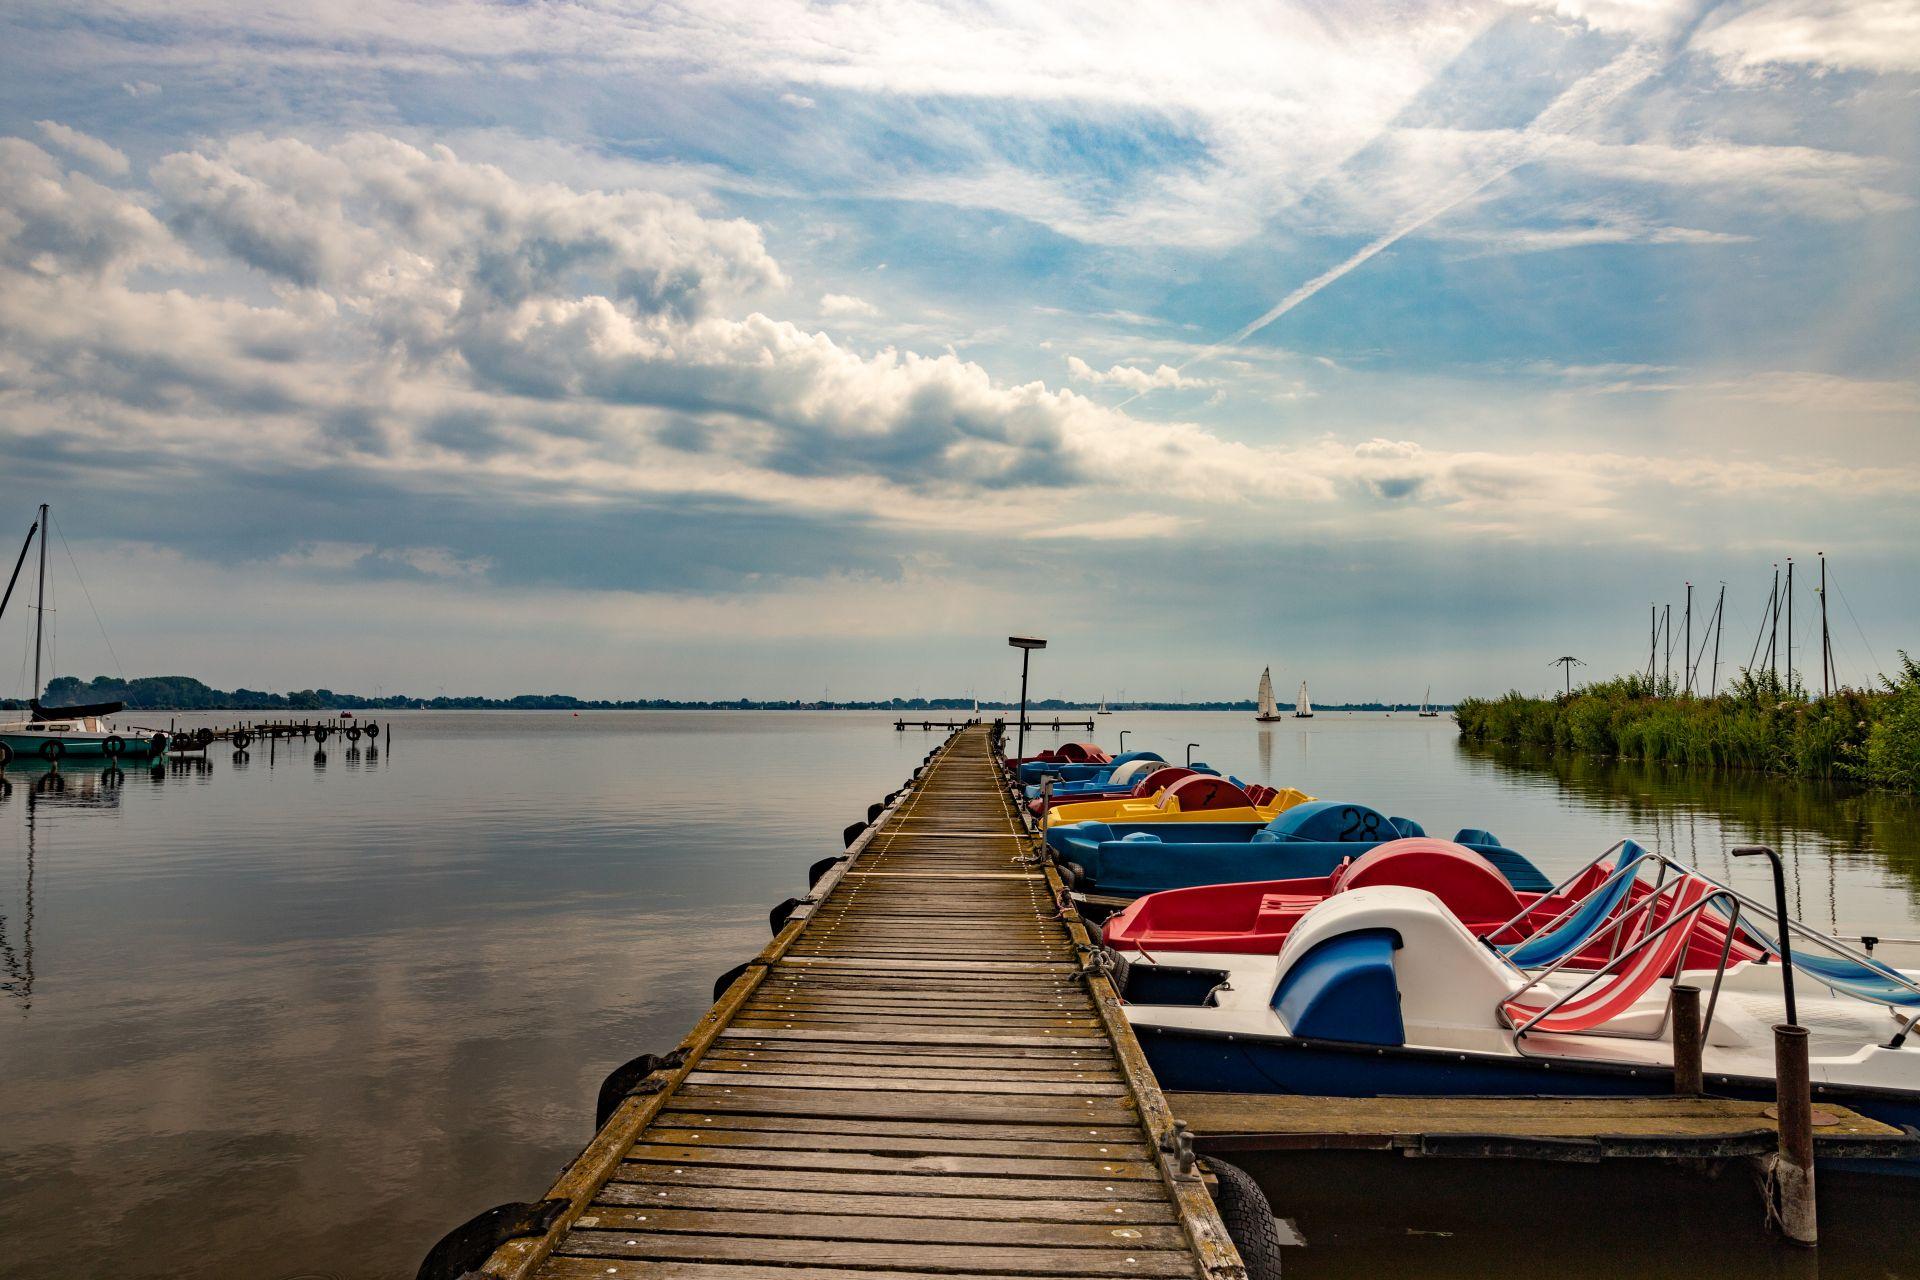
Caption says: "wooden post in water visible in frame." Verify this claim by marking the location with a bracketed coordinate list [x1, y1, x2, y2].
[1773, 1023, 1817, 1246]
[1671, 984, 1703, 1096]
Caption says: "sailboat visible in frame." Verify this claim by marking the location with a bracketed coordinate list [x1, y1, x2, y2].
[1096, 697, 1113, 716]
[1419, 686, 1439, 717]
[1293, 680, 1314, 719]
[1254, 667, 1283, 722]
[0, 504, 169, 764]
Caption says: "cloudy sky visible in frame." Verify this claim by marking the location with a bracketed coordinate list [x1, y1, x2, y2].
[0, 0, 1914, 702]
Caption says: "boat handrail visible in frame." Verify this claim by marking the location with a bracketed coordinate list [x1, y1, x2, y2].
[1500, 841, 1920, 1045]
[1483, 839, 1653, 958]
[1504, 876, 1746, 1045]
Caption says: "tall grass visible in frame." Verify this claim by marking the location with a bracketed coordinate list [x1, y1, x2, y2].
[1455, 654, 1920, 792]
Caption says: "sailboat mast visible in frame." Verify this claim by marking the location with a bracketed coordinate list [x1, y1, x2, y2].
[31, 502, 48, 702]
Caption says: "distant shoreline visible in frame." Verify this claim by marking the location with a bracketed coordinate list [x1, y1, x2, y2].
[9, 676, 1452, 715]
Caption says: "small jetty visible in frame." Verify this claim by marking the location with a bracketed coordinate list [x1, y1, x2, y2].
[427, 722, 1245, 1280]
[162, 716, 383, 753]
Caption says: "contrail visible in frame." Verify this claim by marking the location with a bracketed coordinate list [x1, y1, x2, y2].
[1121, 32, 1685, 405]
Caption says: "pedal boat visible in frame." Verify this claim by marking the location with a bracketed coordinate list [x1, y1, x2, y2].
[1021, 751, 1166, 793]
[1105, 838, 1745, 971]
[1044, 773, 1310, 828]
[1007, 741, 1110, 785]
[1048, 800, 1548, 904]
[1027, 760, 1208, 818]
[1118, 847, 1920, 1169]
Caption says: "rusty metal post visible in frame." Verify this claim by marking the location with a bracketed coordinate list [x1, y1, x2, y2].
[1671, 983, 1703, 1095]
[1772, 1022, 1817, 1246]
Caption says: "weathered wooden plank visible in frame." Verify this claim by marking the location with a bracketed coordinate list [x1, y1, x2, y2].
[696, 1055, 1123, 1080]
[684, 1070, 1129, 1097]
[622, 1143, 1155, 1180]
[543, 1259, 1186, 1280]
[663, 1087, 1138, 1127]
[555, 1232, 1198, 1276]
[585, 1184, 1178, 1223]
[653, 1111, 1146, 1144]
[715, 1027, 1107, 1048]
[567, 1208, 1186, 1249]
[604, 1162, 1171, 1201]
[646, 1126, 1150, 1160]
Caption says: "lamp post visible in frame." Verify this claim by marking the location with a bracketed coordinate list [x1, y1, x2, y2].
[1008, 636, 1047, 761]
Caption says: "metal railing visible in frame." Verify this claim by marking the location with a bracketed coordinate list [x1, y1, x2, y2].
[1490, 841, 1920, 1052]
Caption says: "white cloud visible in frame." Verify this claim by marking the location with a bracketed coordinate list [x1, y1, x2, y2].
[35, 120, 130, 176]
[1065, 355, 1210, 393]
[819, 292, 878, 317]
[1693, 0, 1920, 74]
[0, 126, 1912, 570]
[779, 92, 817, 109]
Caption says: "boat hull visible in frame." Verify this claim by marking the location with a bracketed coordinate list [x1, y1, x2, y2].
[0, 731, 168, 761]
[1135, 1023, 1920, 1174]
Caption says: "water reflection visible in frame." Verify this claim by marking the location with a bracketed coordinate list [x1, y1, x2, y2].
[3, 712, 1916, 1280]
[1460, 740, 1920, 938]
[0, 791, 31, 1008]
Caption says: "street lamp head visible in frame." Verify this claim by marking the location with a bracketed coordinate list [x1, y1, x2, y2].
[1008, 636, 1048, 650]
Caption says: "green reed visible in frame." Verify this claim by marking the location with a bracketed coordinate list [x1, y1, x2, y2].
[1455, 653, 1920, 792]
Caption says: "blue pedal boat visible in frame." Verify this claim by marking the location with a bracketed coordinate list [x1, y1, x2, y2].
[1048, 799, 1550, 904]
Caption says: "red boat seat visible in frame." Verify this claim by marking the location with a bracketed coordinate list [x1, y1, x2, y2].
[1130, 767, 1198, 798]
[1254, 893, 1324, 934]
[1155, 775, 1253, 813]
[1332, 839, 1524, 926]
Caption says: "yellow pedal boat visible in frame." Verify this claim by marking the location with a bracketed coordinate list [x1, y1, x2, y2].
[1044, 773, 1312, 827]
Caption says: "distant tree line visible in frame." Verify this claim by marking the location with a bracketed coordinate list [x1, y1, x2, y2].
[0, 674, 1446, 714]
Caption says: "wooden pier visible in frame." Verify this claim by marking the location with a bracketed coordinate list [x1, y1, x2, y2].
[443, 722, 1244, 1280]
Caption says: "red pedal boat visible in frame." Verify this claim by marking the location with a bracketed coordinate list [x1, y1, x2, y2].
[1103, 838, 1760, 972]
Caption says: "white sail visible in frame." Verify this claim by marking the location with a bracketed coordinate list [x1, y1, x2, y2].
[1255, 668, 1278, 720]
[1421, 686, 1430, 714]
[1295, 680, 1313, 717]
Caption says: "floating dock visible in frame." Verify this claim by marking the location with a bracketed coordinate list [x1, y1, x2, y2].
[440, 722, 1244, 1280]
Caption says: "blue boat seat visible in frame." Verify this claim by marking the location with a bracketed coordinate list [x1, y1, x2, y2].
[1271, 928, 1404, 1045]
[1498, 842, 1650, 966]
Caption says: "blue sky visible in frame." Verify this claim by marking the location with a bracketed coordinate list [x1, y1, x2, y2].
[0, 0, 1914, 702]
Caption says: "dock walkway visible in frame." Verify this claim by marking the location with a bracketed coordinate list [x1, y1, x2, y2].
[471, 722, 1243, 1280]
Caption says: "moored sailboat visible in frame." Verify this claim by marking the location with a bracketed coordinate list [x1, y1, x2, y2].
[0, 504, 169, 764]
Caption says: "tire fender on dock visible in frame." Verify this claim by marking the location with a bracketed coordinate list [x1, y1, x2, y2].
[415, 1198, 571, 1280]
[768, 897, 805, 935]
[1202, 1156, 1284, 1280]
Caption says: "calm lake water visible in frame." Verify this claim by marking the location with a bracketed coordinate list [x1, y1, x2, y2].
[3, 710, 1918, 1279]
